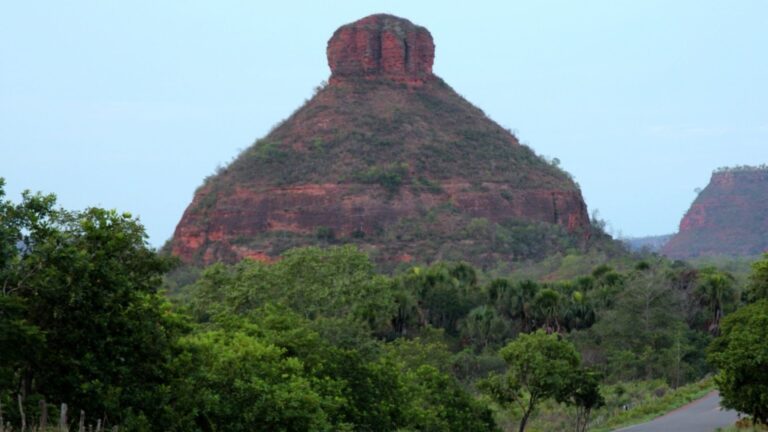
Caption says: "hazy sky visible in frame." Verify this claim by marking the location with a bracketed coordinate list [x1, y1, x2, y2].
[2, 1, 766, 246]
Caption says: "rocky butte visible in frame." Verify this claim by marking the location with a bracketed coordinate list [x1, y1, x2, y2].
[169, 14, 594, 268]
[662, 166, 768, 259]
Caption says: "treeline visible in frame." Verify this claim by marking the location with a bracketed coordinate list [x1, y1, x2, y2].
[180, 246, 745, 389]
[2, 180, 767, 431]
[713, 164, 768, 173]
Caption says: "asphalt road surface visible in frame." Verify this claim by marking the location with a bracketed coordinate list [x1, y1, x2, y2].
[614, 392, 739, 432]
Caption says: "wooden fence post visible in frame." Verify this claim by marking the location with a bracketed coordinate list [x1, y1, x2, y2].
[59, 403, 68, 432]
[78, 410, 85, 432]
[39, 399, 48, 430]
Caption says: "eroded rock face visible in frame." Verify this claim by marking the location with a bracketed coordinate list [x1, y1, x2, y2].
[169, 14, 594, 267]
[327, 14, 435, 83]
[662, 168, 768, 259]
[171, 182, 590, 264]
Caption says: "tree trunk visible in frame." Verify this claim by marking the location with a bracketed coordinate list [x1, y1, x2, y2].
[519, 397, 536, 432]
[518, 409, 531, 432]
[17, 393, 25, 432]
[574, 407, 584, 432]
[577, 408, 591, 432]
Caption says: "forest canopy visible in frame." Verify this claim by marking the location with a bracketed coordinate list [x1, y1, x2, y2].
[1, 180, 765, 431]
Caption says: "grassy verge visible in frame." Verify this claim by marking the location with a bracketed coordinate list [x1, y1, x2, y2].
[492, 377, 717, 432]
[716, 421, 768, 431]
[589, 377, 715, 431]
[717, 427, 765, 432]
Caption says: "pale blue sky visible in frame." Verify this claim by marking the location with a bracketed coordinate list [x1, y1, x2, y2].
[2, 1, 766, 246]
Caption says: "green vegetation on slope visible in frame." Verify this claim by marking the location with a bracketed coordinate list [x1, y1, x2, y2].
[217, 209, 622, 273]
[5, 181, 768, 431]
[173, 74, 601, 268]
[215, 78, 575, 191]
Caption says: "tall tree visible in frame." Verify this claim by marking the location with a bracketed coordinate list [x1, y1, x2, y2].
[746, 253, 768, 303]
[480, 331, 582, 432]
[694, 267, 738, 335]
[533, 288, 563, 333]
[563, 369, 604, 432]
[176, 329, 330, 432]
[591, 264, 688, 382]
[708, 300, 768, 425]
[562, 289, 596, 331]
[189, 245, 395, 333]
[395, 263, 480, 335]
[460, 305, 509, 351]
[0, 180, 184, 429]
[488, 279, 539, 333]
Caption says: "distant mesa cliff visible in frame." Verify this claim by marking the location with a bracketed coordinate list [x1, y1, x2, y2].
[169, 14, 593, 267]
[622, 234, 673, 253]
[662, 166, 768, 259]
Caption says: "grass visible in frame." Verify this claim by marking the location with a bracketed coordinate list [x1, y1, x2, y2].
[589, 377, 715, 431]
[717, 424, 768, 432]
[487, 378, 716, 432]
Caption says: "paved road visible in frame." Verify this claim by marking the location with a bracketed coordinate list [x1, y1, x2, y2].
[614, 392, 739, 432]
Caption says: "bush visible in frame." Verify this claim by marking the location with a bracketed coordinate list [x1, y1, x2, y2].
[354, 163, 409, 195]
[708, 300, 768, 425]
[315, 226, 336, 242]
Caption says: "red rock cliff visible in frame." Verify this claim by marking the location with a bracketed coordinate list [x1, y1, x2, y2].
[327, 14, 434, 84]
[169, 14, 594, 267]
[662, 168, 768, 259]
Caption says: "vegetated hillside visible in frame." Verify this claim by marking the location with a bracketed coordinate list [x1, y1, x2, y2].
[622, 234, 673, 253]
[8, 179, 762, 432]
[170, 14, 603, 268]
[663, 166, 768, 259]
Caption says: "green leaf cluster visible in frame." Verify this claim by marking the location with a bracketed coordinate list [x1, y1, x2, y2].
[6, 176, 760, 431]
[708, 300, 768, 425]
[480, 331, 603, 432]
[0, 180, 185, 429]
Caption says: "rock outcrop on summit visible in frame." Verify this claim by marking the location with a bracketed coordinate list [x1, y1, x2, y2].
[327, 14, 435, 83]
[662, 167, 768, 259]
[170, 14, 594, 267]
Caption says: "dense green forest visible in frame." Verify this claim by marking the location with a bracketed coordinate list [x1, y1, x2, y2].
[2, 181, 767, 431]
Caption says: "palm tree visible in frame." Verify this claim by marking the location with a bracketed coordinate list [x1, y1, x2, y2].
[391, 288, 421, 336]
[533, 288, 563, 334]
[487, 278, 539, 333]
[514, 280, 539, 333]
[563, 290, 596, 331]
[461, 305, 508, 351]
[695, 268, 737, 335]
